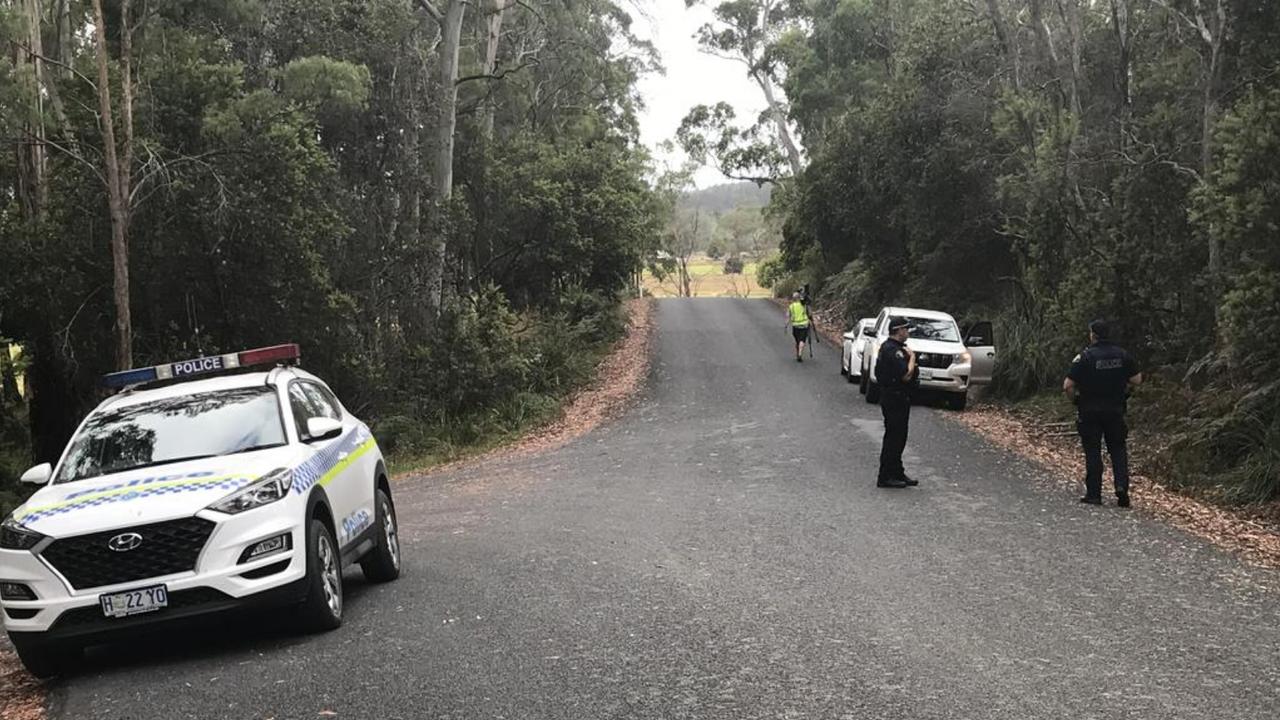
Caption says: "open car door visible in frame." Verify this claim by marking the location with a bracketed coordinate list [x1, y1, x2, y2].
[964, 321, 996, 384]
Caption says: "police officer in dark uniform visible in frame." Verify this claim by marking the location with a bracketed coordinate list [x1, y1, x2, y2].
[876, 317, 919, 488]
[1063, 319, 1143, 507]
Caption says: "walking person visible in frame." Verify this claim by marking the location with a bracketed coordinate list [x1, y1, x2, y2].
[876, 318, 919, 488]
[785, 291, 811, 362]
[1063, 319, 1143, 507]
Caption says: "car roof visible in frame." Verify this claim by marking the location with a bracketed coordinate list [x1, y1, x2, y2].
[885, 307, 957, 322]
[99, 367, 324, 411]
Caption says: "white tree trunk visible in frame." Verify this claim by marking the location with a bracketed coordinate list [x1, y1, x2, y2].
[424, 0, 466, 318]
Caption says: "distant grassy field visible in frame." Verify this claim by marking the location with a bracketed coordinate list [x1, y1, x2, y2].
[642, 256, 772, 298]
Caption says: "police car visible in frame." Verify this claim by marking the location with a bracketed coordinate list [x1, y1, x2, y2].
[0, 345, 400, 677]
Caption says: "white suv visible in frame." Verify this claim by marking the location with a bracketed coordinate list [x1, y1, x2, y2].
[0, 345, 400, 677]
[841, 318, 875, 384]
[857, 308, 996, 410]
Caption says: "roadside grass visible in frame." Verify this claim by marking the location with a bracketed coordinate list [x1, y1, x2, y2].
[642, 257, 771, 298]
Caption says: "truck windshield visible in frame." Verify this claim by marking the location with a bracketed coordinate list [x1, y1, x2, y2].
[55, 387, 287, 484]
[907, 318, 961, 343]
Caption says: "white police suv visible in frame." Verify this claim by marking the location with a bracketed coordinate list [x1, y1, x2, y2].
[0, 345, 400, 677]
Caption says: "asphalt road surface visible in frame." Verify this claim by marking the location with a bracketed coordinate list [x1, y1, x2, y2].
[50, 299, 1280, 719]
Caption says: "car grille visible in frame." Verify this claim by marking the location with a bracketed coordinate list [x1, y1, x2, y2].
[916, 352, 954, 369]
[40, 517, 216, 590]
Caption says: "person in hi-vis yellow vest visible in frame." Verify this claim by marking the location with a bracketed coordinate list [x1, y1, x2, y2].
[785, 291, 811, 362]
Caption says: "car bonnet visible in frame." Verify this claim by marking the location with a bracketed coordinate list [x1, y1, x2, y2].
[9, 445, 306, 537]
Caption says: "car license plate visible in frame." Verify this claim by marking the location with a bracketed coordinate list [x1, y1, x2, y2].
[99, 584, 168, 618]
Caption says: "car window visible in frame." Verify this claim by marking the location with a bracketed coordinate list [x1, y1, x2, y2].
[907, 317, 961, 343]
[301, 382, 342, 421]
[966, 321, 995, 347]
[288, 383, 322, 439]
[55, 387, 287, 483]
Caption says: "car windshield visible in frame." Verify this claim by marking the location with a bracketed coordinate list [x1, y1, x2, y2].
[907, 317, 961, 343]
[55, 387, 287, 484]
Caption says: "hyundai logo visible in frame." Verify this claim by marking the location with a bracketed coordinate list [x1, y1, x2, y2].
[107, 532, 144, 552]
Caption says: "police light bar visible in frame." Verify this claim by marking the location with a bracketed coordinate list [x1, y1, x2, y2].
[101, 344, 301, 388]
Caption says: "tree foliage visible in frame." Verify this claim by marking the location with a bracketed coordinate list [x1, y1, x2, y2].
[762, 0, 1280, 501]
[0, 0, 663, 497]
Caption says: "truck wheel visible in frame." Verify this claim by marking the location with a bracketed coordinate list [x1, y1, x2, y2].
[859, 367, 869, 395]
[297, 517, 343, 632]
[948, 393, 968, 411]
[10, 636, 80, 679]
[360, 488, 401, 583]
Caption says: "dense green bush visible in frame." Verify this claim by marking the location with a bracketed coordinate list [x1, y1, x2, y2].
[371, 287, 624, 465]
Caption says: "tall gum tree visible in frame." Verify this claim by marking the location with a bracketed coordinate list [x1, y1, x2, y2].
[687, 0, 804, 179]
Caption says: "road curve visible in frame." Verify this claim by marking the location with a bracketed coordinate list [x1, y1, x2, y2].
[50, 299, 1280, 719]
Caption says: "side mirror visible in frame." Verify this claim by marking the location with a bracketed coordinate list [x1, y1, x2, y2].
[305, 417, 343, 442]
[20, 463, 52, 486]
[862, 327, 876, 337]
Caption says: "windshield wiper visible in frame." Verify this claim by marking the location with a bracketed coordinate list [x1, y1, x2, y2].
[227, 443, 285, 455]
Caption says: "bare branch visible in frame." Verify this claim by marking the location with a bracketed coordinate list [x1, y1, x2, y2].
[11, 42, 100, 92]
[414, 0, 445, 24]
[456, 59, 539, 86]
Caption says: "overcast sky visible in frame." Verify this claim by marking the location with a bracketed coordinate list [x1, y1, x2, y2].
[632, 0, 766, 188]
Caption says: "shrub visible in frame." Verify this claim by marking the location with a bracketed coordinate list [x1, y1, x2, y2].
[723, 256, 744, 274]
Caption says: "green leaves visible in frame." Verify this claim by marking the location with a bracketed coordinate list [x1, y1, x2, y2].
[278, 56, 371, 112]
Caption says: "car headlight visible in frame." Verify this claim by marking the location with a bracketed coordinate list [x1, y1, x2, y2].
[209, 468, 293, 514]
[0, 515, 46, 551]
[955, 351, 972, 365]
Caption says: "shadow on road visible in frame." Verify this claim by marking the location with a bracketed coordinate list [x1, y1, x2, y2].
[62, 572, 378, 680]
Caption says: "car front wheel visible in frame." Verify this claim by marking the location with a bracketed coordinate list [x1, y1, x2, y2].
[947, 393, 968, 411]
[297, 517, 343, 632]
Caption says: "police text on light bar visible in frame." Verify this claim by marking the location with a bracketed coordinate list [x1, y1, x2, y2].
[100, 344, 301, 388]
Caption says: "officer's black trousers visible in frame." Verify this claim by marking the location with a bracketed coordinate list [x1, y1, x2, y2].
[879, 390, 911, 480]
[1077, 410, 1130, 498]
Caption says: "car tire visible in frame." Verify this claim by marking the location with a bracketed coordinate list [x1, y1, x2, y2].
[360, 488, 401, 583]
[859, 365, 869, 395]
[10, 636, 80, 679]
[866, 382, 881, 404]
[297, 517, 343, 632]
[947, 393, 968, 411]
[847, 368, 857, 384]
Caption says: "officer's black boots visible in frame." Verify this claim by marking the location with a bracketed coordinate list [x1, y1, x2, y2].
[1079, 495, 1102, 505]
[900, 474, 918, 486]
[877, 477, 908, 488]
[1117, 492, 1131, 508]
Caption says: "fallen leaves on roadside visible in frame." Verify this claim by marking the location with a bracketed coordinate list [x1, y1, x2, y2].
[0, 646, 43, 720]
[949, 404, 1280, 569]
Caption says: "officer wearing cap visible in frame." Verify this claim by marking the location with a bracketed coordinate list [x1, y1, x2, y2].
[1063, 319, 1143, 507]
[876, 317, 918, 488]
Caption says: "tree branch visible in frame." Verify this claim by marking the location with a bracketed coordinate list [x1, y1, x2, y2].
[455, 59, 539, 86]
[414, 0, 444, 24]
[12, 42, 99, 92]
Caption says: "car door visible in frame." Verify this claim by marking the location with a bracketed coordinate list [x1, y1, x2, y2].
[963, 321, 997, 384]
[867, 311, 888, 379]
[297, 381, 373, 549]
